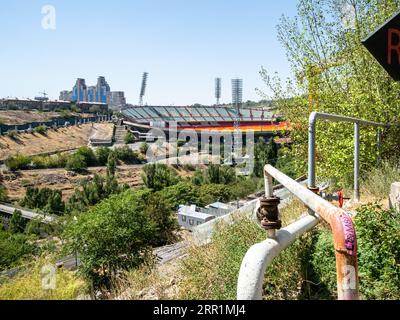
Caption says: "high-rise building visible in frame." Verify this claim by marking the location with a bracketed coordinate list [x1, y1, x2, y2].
[87, 86, 96, 102]
[59, 90, 72, 101]
[62, 76, 113, 104]
[96, 76, 111, 104]
[110, 91, 126, 108]
[72, 78, 88, 102]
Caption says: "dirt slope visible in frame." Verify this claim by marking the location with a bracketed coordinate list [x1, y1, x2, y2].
[0, 123, 113, 160]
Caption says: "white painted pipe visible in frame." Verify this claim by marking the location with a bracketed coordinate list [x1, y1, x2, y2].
[237, 214, 320, 300]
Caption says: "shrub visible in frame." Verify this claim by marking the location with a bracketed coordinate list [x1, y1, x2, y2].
[75, 146, 97, 167]
[156, 182, 200, 211]
[95, 147, 111, 166]
[311, 204, 400, 300]
[21, 187, 65, 215]
[63, 189, 157, 289]
[0, 229, 37, 271]
[192, 165, 237, 186]
[5, 154, 31, 171]
[142, 164, 180, 192]
[197, 184, 233, 206]
[8, 210, 27, 234]
[139, 142, 149, 155]
[361, 162, 400, 198]
[0, 185, 8, 202]
[34, 125, 47, 135]
[124, 132, 135, 144]
[66, 154, 87, 172]
[113, 146, 140, 163]
[355, 204, 400, 299]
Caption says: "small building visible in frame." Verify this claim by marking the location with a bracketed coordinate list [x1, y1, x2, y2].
[205, 202, 235, 217]
[177, 202, 235, 230]
[76, 101, 108, 113]
[177, 205, 216, 230]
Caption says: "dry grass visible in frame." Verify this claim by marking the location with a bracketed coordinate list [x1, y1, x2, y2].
[117, 198, 311, 301]
[0, 259, 87, 300]
[0, 124, 113, 160]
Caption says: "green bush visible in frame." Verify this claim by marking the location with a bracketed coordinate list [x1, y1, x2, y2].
[0, 185, 8, 202]
[34, 125, 47, 135]
[355, 204, 400, 299]
[311, 204, 400, 300]
[63, 189, 157, 289]
[5, 154, 31, 171]
[124, 132, 135, 144]
[21, 187, 65, 216]
[95, 147, 111, 166]
[192, 165, 237, 186]
[142, 164, 180, 192]
[113, 146, 140, 163]
[139, 143, 149, 155]
[75, 147, 97, 167]
[0, 229, 37, 271]
[66, 154, 87, 172]
[31, 153, 69, 170]
[8, 210, 27, 234]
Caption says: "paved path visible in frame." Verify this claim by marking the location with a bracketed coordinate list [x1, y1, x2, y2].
[0, 202, 56, 224]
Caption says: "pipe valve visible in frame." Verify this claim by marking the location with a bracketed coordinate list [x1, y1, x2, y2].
[257, 197, 282, 231]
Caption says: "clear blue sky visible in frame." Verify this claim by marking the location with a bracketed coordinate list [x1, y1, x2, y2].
[0, 0, 297, 105]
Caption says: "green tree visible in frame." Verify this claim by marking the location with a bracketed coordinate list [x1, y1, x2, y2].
[8, 210, 27, 234]
[0, 185, 8, 202]
[262, 0, 400, 183]
[75, 146, 97, 167]
[105, 153, 119, 195]
[206, 165, 237, 185]
[142, 164, 180, 192]
[66, 153, 87, 172]
[63, 189, 157, 289]
[95, 147, 111, 166]
[21, 187, 65, 215]
[0, 229, 37, 271]
[253, 137, 278, 178]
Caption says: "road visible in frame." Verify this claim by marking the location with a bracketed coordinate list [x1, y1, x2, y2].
[0, 202, 56, 224]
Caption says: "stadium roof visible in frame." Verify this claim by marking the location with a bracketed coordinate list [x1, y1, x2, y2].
[122, 106, 275, 123]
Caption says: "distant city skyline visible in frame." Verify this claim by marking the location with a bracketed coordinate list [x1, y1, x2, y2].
[0, 1, 297, 105]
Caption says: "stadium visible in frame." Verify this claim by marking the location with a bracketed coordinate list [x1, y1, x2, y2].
[121, 105, 289, 140]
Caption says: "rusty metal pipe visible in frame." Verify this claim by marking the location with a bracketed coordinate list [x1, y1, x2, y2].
[265, 165, 359, 300]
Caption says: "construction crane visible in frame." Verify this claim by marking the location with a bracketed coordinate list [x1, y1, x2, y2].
[35, 90, 49, 102]
[297, 56, 347, 113]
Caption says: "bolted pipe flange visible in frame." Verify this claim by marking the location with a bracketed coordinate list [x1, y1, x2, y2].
[257, 197, 282, 231]
[308, 186, 320, 195]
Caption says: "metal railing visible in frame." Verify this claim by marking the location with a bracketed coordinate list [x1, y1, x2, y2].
[237, 165, 359, 300]
[308, 112, 388, 201]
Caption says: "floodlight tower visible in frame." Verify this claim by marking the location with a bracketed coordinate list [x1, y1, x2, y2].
[215, 78, 222, 106]
[139, 72, 149, 106]
[232, 78, 243, 158]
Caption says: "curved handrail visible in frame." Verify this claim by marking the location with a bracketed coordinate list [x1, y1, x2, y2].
[237, 165, 359, 300]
